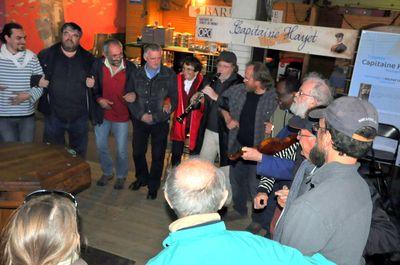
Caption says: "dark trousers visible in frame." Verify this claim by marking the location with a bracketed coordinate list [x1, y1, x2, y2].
[132, 119, 169, 192]
[262, 179, 292, 237]
[230, 160, 264, 222]
[171, 140, 185, 167]
[46, 113, 89, 157]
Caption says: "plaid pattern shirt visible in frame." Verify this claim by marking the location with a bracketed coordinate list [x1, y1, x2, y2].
[219, 83, 277, 154]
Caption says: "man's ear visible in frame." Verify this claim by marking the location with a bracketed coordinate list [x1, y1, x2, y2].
[218, 189, 229, 210]
[164, 191, 173, 209]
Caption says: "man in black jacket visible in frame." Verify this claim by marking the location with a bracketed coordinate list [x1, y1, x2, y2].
[195, 51, 243, 171]
[87, 38, 137, 189]
[38, 22, 94, 157]
[128, 43, 177, 200]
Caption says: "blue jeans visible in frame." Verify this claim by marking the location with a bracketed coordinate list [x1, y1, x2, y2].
[46, 114, 89, 157]
[95, 120, 129, 179]
[0, 116, 35, 143]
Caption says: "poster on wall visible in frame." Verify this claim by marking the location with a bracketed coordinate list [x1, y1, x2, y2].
[195, 16, 358, 59]
[349, 30, 400, 165]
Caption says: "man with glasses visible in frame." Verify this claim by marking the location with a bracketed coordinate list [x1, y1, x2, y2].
[169, 56, 204, 166]
[37, 22, 95, 157]
[241, 73, 332, 235]
[275, 96, 378, 265]
[87, 39, 137, 190]
[194, 51, 243, 171]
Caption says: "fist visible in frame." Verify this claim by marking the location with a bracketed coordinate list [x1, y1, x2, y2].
[254, 192, 268, 209]
[86, 76, 95, 88]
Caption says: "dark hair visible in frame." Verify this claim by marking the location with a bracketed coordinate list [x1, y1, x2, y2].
[182, 56, 202, 72]
[246, 61, 274, 90]
[143, 43, 162, 57]
[278, 76, 300, 93]
[103, 38, 123, 54]
[0, 22, 23, 43]
[326, 121, 377, 158]
[61, 22, 82, 36]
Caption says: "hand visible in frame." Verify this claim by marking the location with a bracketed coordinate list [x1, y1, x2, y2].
[38, 76, 49, 88]
[264, 121, 274, 135]
[86, 76, 95, 88]
[202, 85, 218, 101]
[163, 102, 171, 113]
[226, 118, 239, 130]
[10, 92, 30, 105]
[254, 192, 269, 209]
[275, 185, 289, 208]
[241, 147, 263, 162]
[98, 98, 113, 109]
[141, 113, 153, 124]
[123, 92, 136, 103]
[190, 92, 202, 104]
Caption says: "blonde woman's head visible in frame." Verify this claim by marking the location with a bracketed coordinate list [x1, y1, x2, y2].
[1, 193, 80, 265]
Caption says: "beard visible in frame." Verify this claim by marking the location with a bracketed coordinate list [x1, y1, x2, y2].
[290, 100, 309, 118]
[61, 40, 78, 52]
[309, 144, 325, 167]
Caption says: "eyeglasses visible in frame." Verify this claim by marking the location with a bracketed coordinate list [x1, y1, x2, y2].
[312, 123, 327, 133]
[298, 90, 315, 98]
[182, 66, 195, 72]
[24, 189, 78, 208]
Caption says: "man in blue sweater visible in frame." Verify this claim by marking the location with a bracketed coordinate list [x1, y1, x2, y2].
[147, 158, 334, 265]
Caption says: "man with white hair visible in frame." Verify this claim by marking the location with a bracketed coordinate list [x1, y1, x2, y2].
[240, 73, 332, 235]
[147, 158, 334, 265]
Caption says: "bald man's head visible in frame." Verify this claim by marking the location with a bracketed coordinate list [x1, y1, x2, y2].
[164, 158, 230, 218]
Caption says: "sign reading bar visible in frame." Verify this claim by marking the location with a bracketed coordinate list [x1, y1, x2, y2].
[196, 16, 358, 59]
[189, 6, 231, 18]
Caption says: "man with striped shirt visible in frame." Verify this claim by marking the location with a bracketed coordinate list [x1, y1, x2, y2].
[0, 23, 46, 142]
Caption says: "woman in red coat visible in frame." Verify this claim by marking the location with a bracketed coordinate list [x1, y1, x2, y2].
[170, 56, 204, 166]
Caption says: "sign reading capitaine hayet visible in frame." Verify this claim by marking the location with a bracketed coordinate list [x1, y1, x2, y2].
[189, 6, 231, 18]
[196, 16, 358, 59]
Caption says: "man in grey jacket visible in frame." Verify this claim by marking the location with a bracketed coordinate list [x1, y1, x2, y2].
[218, 62, 277, 228]
[275, 96, 378, 265]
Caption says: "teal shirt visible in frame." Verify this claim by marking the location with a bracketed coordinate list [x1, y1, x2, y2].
[147, 221, 335, 265]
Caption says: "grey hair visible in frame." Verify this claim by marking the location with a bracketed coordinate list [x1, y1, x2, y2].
[303, 72, 333, 106]
[143, 43, 162, 58]
[102, 38, 123, 55]
[164, 158, 231, 217]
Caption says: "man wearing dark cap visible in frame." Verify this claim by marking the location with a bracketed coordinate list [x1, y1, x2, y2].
[194, 51, 243, 171]
[275, 96, 378, 265]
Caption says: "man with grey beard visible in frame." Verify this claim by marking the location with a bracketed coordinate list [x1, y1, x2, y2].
[241, 72, 332, 235]
[38, 22, 95, 157]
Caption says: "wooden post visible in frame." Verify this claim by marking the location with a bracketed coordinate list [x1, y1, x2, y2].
[301, 5, 318, 79]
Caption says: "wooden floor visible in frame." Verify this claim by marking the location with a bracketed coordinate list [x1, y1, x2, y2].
[77, 162, 251, 265]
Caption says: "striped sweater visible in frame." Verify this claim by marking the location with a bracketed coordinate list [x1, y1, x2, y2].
[0, 50, 43, 117]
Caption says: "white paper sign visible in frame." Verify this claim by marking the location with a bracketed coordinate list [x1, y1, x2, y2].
[196, 16, 358, 59]
[271, 10, 283, 23]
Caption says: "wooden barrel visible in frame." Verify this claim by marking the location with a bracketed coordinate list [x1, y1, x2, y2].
[0, 143, 91, 230]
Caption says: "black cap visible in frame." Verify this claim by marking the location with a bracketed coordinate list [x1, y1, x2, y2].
[288, 115, 315, 131]
[217, 51, 237, 65]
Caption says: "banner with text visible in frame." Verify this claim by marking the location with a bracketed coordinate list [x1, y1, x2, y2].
[349, 30, 400, 165]
[196, 16, 358, 59]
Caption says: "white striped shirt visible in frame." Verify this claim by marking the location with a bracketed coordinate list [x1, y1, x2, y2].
[0, 51, 43, 117]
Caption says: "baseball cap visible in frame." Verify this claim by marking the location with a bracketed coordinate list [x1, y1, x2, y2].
[308, 96, 378, 142]
[288, 115, 315, 131]
[217, 51, 237, 65]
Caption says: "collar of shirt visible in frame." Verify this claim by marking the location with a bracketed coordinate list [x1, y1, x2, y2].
[104, 58, 125, 77]
[145, 63, 160, 79]
[183, 77, 195, 94]
[308, 161, 360, 188]
[169, 213, 221, 232]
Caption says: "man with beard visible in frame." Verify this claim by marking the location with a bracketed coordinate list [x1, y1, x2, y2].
[0, 23, 47, 142]
[275, 96, 378, 265]
[38, 22, 95, 157]
[241, 73, 332, 235]
[87, 39, 137, 189]
[217, 62, 277, 228]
